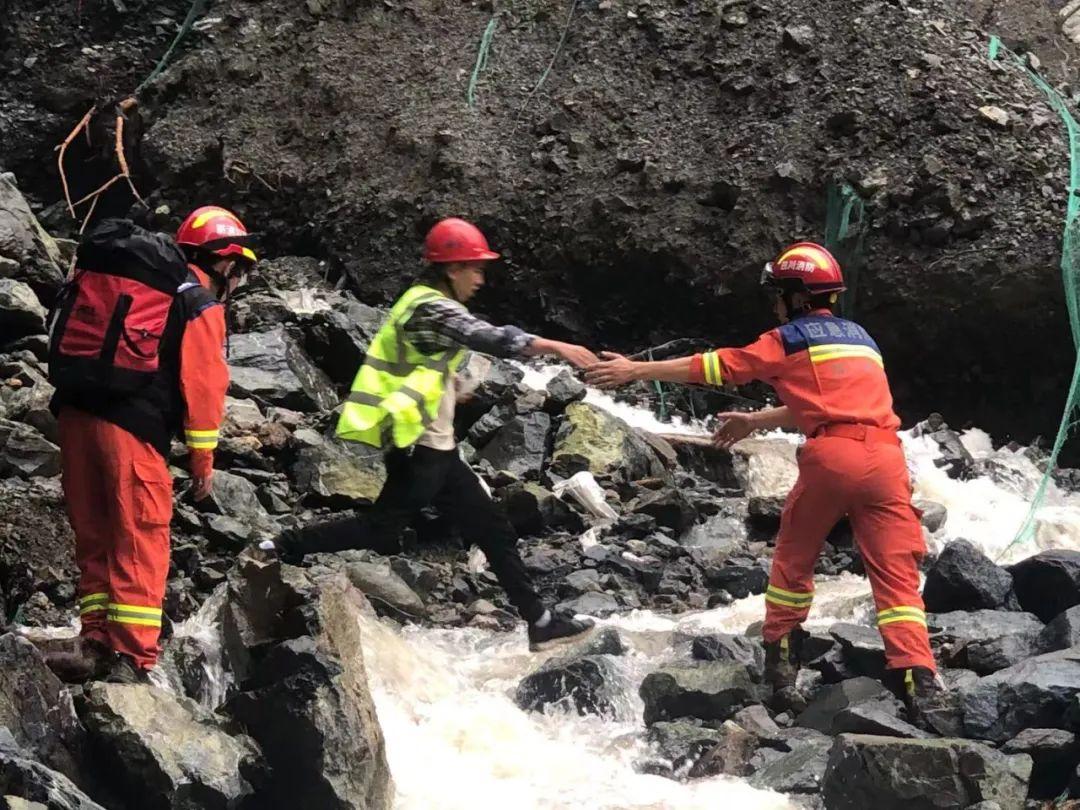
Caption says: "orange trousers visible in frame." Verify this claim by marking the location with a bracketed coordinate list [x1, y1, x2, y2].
[59, 409, 172, 669]
[762, 431, 936, 672]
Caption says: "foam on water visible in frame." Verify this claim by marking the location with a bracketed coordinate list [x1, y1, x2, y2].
[357, 608, 797, 810]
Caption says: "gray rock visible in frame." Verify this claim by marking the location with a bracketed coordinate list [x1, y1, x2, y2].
[290, 432, 387, 507]
[477, 412, 551, 479]
[831, 700, 931, 739]
[0, 280, 45, 346]
[197, 469, 269, 521]
[0, 420, 59, 478]
[223, 558, 394, 809]
[344, 560, 426, 618]
[647, 721, 723, 775]
[829, 623, 886, 678]
[782, 25, 815, 53]
[749, 732, 832, 794]
[1001, 728, 1077, 800]
[690, 633, 764, 678]
[559, 591, 619, 616]
[822, 734, 1033, 810]
[639, 662, 767, 725]
[1038, 605, 1080, 653]
[563, 568, 602, 594]
[228, 327, 338, 412]
[914, 500, 948, 533]
[730, 439, 798, 522]
[0, 731, 103, 810]
[0, 175, 64, 301]
[515, 654, 621, 717]
[923, 539, 1015, 612]
[797, 677, 897, 735]
[302, 299, 384, 388]
[0, 635, 83, 780]
[632, 488, 697, 533]
[502, 482, 582, 536]
[551, 402, 663, 481]
[928, 609, 1044, 673]
[732, 704, 782, 741]
[1009, 550, 1080, 622]
[544, 369, 586, 411]
[962, 646, 1080, 742]
[77, 683, 263, 809]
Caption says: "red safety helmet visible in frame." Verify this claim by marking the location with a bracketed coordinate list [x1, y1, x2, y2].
[175, 206, 258, 264]
[761, 241, 845, 294]
[423, 218, 500, 263]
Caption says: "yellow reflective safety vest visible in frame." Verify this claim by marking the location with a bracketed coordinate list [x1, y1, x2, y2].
[336, 284, 466, 449]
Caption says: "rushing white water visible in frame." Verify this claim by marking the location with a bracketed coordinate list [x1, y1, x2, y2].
[151, 359, 1080, 808]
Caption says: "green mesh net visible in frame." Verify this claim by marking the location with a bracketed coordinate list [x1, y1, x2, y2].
[824, 182, 867, 320]
[988, 35, 1080, 557]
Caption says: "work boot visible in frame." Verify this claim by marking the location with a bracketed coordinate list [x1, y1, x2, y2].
[105, 654, 151, 685]
[883, 666, 946, 728]
[527, 612, 596, 652]
[44, 638, 114, 684]
[270, 530, 305, 566]
[763, 627, 808, 692]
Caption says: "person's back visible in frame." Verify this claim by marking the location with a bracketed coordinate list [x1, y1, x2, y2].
[697, 309, 900, 436]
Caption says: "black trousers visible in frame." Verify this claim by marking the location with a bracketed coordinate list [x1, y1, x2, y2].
[285, 446, 545, 623]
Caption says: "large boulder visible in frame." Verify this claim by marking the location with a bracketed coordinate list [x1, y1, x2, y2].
[748, 732, 832, 796]
[1038, 605, 1080, 653]
[342, 560, 426, 619]
[0, 175, 64, 303]
[1009, 550, 1080, 622]
[228, 327, 338, 412]
[829, 623, 886, 679]
[631, 488, 698, 533]
[647, 720, 756, 779]
[302, 299, 385, 389]
[730, 438, 798, 522]
[821, 734, 1033, 810]
[690, 633, 764, 678]
[222, 557, 393, 809]
[551, 402, 663, 481]
[76, 683, 263, 810]
[639, 662, 767, 725]
[1001, 728, 1078, 800]
[0, 420, 59, 478]
[515, 654, 621, 717]
[477, 411, 551, 479]
[544, 369, 586, 412]
[0, 635, 83, 781]
[928, 610, 1044, 674]
[796, 677, 898, 736]
[962, 646, 1080, 742]
[922, 539, 1016, 612]
[501, 481, 583, 536]
[290, 431, 387, 507]
[0, 731, 104, 810]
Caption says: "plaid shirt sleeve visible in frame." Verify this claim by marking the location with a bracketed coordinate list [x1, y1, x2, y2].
[403, 298, 536, 358]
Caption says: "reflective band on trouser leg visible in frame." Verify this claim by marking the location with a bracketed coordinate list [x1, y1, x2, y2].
[79, 592, 109, 616]
[876, 606, 927, 627]
[108, 603, 163, 628]
[765, 585, 814, 609]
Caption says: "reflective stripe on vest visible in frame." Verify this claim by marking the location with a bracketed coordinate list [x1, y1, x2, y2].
[336, 285, 465, 449]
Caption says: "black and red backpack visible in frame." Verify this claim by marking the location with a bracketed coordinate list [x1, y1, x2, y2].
[48, 218, 208, 398]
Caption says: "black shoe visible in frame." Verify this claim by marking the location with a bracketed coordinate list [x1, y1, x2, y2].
[527, 613, 596, 652]
[273, 531, 305, 566]
[105, 654, 151, 685]
[763, 627, 808, 692]
[883, 666, 945, 728]
[44, 639, 114, 684]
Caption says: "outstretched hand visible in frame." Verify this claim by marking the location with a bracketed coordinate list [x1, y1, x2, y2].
[585, 351, 639, 389]
[555, 342, 600, 370]
[712, 411, 758, 449]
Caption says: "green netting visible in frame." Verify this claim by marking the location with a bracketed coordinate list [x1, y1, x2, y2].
[824, 182, 867, 319]
[467, 14, 502, 109]
[135, 0, 208, 96]
[989, 35, 1080, 558]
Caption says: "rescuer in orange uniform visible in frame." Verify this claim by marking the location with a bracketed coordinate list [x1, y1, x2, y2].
[586, 242, 942, 722]
[48, 207, 254, 684]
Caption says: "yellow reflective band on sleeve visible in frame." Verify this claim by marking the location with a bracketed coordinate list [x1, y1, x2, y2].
[701, 351, 724, 386]
[808, 344, 883, 367]
[107, 603, 162, 628]
[876, 606, 927, 627]
[765, 585, 814, 609]
[79, 593, 109, 615]
[185, 429, 219, 450]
